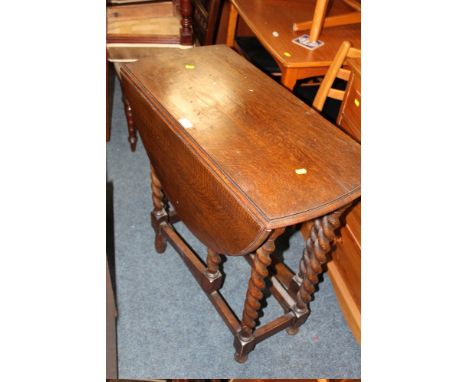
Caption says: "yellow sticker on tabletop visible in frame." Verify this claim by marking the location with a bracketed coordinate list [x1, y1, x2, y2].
[185, 64, 195, 69]
[283, 51, 292, 57]
[354, 98, 360, 107]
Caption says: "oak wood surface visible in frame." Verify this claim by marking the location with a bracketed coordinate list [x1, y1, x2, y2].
[107, 0, 194, 45]
[107, 2, 180, 37]
[229, 0, 361, 70]
[121, 45, 360, 245]
[328, 240, 361, 342]
[124, 71, 269, 256]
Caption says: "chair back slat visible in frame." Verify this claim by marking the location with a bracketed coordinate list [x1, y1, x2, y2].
[313, 41, 361, 114]
[328, 88, 346, 101]
[336, 68, 351, 81]
[313, 40, 351, 111]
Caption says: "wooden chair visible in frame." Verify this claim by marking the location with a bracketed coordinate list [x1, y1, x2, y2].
[312, 40, 360, 115]
[294, 40, 360, 125]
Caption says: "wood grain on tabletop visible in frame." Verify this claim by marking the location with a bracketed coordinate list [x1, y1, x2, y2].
[122, 45, 360, 224]
[121, 45, 360, 255]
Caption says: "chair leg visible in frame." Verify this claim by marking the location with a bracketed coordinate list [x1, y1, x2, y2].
[123, 97, 137, 152]
[150, 164, 168, 254]
[287, 207, 347, 335]
[234, 228, 285, 363]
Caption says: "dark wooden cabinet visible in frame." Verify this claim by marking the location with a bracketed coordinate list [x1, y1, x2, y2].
[192, 0, 223, 45]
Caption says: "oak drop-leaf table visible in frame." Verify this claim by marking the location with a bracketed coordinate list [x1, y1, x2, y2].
[120, 45, 360, 363]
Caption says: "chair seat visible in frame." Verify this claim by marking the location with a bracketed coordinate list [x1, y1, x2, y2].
[235, 36, 280, 75]
[107, 1, 181, 41]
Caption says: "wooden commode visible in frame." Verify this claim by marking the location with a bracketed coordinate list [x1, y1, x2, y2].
[120, 45, 360, 362]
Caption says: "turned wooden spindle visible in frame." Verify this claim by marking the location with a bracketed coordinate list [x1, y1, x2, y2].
[206, 248, 222, 277]
[150, 165, 168, 253]
[151, 168, 164, 212]
[239, 228, 285, 340]
[123, 97, 137, 152]
[296, 208, 346, 311]
[179, 0, 193, 45]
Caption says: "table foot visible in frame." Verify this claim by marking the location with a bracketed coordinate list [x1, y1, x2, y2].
[155, 225, 167, 253]
[234, 352, 248, 363]
[286, 326, 300, 335]
[233, 332, 255, 363]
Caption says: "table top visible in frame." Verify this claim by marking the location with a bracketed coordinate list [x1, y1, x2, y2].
[121, 45, 360, 229]
[232, 0, 361, 69]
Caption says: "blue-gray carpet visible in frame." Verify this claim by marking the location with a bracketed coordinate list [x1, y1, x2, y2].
[107, 75, 360, 379]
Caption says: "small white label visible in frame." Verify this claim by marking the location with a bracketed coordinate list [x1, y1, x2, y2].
[178, 118, 193, 128]
[295, 168, 307, 175]
[272, 31, 279, 37]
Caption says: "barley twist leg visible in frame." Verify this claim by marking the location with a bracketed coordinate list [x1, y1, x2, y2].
[150, 164, 168, 253]
[234, 228, 285, 363]
[287, 207, 346, 335]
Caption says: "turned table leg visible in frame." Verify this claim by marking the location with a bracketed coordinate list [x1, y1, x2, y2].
[234, 228, 285, 363]
[206, 248, 222, 280]
[202, 248, 223, 292]
[123, 97, 137, 152]
[150, 164, 168, 254]
[287, 208, 346, 335]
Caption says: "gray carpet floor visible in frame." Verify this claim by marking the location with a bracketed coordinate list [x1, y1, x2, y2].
[107, 74, 360, 379]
